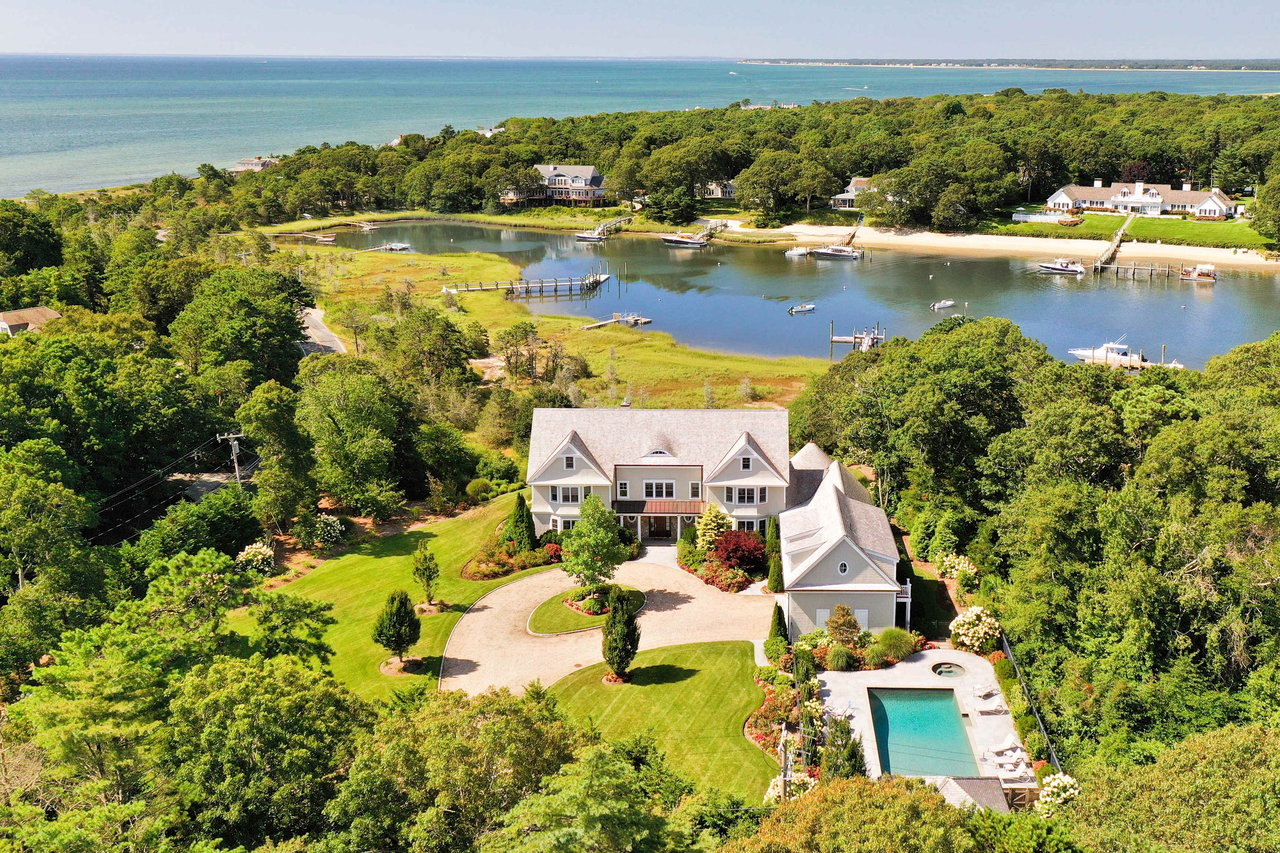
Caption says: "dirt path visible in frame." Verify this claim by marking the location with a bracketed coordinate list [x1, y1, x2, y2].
[439, 558, 775, 695]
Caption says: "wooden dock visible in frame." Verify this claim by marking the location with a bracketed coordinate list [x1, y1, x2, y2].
[1092, 262, 1179, 278]
[352, 243, 405, 254]
[1092, 212, 1135, 271]
[581, 215, 633, 239]
[581, 312, 652, 330]
[443, 271, 610, 299]
[830, 322, 887, 358]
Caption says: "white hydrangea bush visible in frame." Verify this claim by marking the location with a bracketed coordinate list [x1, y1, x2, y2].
[235, 542, 277, 576]
[793, 629, 831, 652]
[764, 772, 817, 804]
[949, 605, 1001, 653]
[1035, 772, 1082, 818]
[937, 553, 977, 580]
[314, 513, 346, 546]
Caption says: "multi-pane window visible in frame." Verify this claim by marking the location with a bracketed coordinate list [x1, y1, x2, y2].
[644, 481, 674, 499]
[741, 456, 752, 471]
[728, 487, 768, 505]
[617, 482, 630, 499]
[561, 519, 576, 531]
[737, 520, 757, 532]
[564, 455, 575, 470]
[689, 482, 701, 499]
[551, 486, 581, 504]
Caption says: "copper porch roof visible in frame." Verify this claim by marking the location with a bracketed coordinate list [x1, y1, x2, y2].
[613, 500, 706, 515]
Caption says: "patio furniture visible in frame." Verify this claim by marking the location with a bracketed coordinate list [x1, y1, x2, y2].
[975, 695, 1010, 715]
[972, 683, 1001, 700]
[992, 735, 1024, 754]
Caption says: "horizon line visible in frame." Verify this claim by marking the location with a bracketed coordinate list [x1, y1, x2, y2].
[3, 51, 1280, 62]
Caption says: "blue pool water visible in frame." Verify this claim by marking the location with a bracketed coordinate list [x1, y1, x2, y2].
[869, 687, 978, 777]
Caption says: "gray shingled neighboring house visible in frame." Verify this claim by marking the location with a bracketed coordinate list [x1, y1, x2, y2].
[501, 164, 607, 207]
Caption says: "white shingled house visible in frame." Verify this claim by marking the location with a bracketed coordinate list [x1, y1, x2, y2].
[1045, 179, 1241, 218]
[525, 409, 911, 633]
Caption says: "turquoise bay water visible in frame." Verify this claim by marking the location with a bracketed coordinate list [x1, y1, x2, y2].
[869, 687, 978, 777]
[4, 55, 1280, 197]
[329, 221, 1280, 367]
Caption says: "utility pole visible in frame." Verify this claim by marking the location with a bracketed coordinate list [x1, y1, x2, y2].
[217, 432, 246, 485]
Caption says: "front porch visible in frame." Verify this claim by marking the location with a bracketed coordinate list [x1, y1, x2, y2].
[614, 499, 704, 543]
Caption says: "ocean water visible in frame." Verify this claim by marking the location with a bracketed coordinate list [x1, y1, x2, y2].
[3, 55, 1280, 197]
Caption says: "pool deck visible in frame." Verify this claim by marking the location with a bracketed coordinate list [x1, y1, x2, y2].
[818, 648, 1035, 790]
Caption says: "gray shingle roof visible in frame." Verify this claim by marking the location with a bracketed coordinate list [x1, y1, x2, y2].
[527, 408, 790, 482]
[1055, 181, 1231, 206]
[535, 164, 604, 188]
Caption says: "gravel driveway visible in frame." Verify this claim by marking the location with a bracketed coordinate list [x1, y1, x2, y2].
[439, 559, 775, 695]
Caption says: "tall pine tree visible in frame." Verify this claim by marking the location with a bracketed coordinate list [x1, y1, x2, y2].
[504, 493, 537, 552]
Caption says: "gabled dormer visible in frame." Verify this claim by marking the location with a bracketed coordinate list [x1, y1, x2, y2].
[528, 430, 611, 485]
[706, 432, 787, 486]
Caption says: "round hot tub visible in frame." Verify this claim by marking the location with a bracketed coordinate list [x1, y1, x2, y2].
[932, 662, 966, 678]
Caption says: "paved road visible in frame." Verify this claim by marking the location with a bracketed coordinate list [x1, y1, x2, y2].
[439, 558, 775, 695]
[300, 308, 347, 355]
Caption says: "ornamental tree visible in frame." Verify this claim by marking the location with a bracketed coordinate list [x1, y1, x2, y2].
[825, 604, 862, 648]
[695, 503, 733, 551]
[711, 529, 767, 575]
[820, 716, 867, 779]
[503, 492, 537, 552]
[602, 588, 640, 681]
[560, 495, 629, 592]
[372, 590, 420, 662]
[412, 540, 441, 605]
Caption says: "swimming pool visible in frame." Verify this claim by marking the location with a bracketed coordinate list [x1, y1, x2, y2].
[869, 688, 979, 777]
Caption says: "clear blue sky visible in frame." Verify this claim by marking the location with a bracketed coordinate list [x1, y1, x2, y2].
[1, 0, 1274, 59]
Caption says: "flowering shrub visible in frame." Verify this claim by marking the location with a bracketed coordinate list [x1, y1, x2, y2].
[988, 650, 1007, 664]
[950, 606, 1001, 654]
[235, 542, 277, 576]
[544, 542, 562, 563]
[746, 683, 796, 757]
[680, 555, 751, 592]
[792, 629, 831, 653]
[937, 552, 977, 579]
[764, 771, 817, 804]
[314, 513, 346, 547]
[1034, 773, 1081, 818]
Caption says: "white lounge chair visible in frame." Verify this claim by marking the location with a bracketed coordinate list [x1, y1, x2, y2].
[972, 683, 1001, 700]
[992, 735, 1024, 754]
[975, 695, 1010, 715]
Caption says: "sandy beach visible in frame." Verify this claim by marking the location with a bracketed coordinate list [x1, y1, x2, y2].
[701, 218, 1280, 271]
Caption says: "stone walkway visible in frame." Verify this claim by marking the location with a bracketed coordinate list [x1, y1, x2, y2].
[439, 557, 775, 695]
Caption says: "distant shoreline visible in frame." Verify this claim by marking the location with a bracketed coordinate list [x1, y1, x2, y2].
[739, 60, 1280, 73]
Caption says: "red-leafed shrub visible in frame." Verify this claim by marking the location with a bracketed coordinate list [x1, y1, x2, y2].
[711, 529, 767, 576]
[544, 542, 562, 563]
[695, 557, 752, 592]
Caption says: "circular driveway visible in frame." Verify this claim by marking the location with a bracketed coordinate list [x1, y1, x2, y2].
[439, 557, 775, 695]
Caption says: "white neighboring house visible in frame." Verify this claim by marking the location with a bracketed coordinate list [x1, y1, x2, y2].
[1045, 179, 1241, 218]
[702, 180, 736, 200]
[228, 156, 279, 176]
[779, 443, 909, 634]
[830, 177, 873, 209]
[525, 408, 789, 539]
[525, 409, 911, 633]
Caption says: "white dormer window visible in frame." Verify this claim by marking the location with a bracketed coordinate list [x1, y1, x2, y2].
[645, 449, 671, 458]
[564, 455, 575, 470]
[838, 561, 849, 575]
[741, 456, 752, 471]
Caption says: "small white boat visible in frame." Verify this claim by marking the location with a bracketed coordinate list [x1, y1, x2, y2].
[930, 299, 956, 311]
[314, 234, 336, 244]
[575, 232, 607, 243]
[1067, 339, 1183, 369]
[788, 304, 816, 315]
[784, 246, 810, 258]
[1038, 258, 1086, 274]
[1181, 263, 1216, 283]
[811, 245, 862, 259]
[662, 233, 709, 248]
[385, 242, 412, 252]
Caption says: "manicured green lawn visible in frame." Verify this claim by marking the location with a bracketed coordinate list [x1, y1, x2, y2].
[527, 585, 645, 634]
[550, 641, 778, 801]
[1125, 216, 1274, 250]
[231, 492, 547, 701]
[993, 213, 1124, 240]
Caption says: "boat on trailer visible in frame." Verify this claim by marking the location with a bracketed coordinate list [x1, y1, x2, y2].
[1038, 258, 1086, 274]
[662, 233, 709, 248]
[811, 245, 862, 259]
[788, 303, 817, 315]
[1180, 263, 1216, 283]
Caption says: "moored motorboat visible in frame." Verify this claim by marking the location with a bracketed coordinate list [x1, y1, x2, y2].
[784, 246, 810, 258]
[385, 242, 412, 252]
[811, 245, 862, 259]
[314, 234, 336, 244]
[1180, 263, 1216, 283]
[930, 299, 956, 310]
[788, 303, 816, 315]
[661, 232, 709, 248]
[1038, 258, 1086, 274]
[576, 232, 607, 242]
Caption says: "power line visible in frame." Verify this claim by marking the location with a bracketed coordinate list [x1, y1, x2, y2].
[95, 438, 218, 507]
